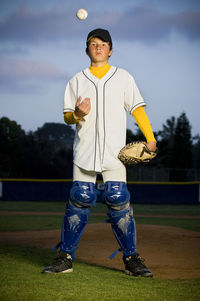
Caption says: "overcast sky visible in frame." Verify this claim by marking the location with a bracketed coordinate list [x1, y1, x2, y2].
[0, 0, 199, 136]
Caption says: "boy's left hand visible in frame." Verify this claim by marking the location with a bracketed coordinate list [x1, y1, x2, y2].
[118, 141, 157, 165]
[146, 141, 157, 152]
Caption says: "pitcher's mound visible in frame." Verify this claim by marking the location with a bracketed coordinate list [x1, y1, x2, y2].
[1, 223, 200, 279]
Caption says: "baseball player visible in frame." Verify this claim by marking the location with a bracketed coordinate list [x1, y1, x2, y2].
[42, 28, 157, 277]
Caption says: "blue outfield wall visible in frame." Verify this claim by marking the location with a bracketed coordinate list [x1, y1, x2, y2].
[0, 179, 200, 204]
[127, 182, 199, 204]
[1, 180, 72, 202]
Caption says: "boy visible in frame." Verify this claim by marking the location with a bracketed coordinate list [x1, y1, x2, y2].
[42, 28, 156, 277]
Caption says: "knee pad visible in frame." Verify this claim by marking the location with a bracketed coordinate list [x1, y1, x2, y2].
[103, 181, 130, 210]
[70, 181, 97, 208]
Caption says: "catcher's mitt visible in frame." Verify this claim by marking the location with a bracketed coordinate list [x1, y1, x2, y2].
[118, 141, 157, 165]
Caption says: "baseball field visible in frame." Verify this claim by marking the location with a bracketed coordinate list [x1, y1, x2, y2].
[0, 201, 200, 301]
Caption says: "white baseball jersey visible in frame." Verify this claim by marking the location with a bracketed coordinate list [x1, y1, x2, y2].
[64, 66, 146, 172]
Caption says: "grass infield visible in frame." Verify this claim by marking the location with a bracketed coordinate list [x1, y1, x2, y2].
[0, 202, 200, 232]
[0, 214, 200, 232]
[0, 243, 199, 301]
[0, 201, 200, 215]
[0, 202, 200, 300]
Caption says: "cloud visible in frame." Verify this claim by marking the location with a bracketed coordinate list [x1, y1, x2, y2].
[0, 57, 66, 93]
[109, 6, 200, 43]
[0, 45, 29, 55]
[0, 5, 80, 43]
[0, 57, 64, 79]
[0, 4, 199, 44]
[173, 10, 200, 39]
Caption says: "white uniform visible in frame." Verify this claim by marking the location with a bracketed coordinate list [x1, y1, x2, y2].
[64, 66, 146, 172]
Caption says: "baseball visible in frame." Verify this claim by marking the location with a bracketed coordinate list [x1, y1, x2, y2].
[76, 8, 88, 20]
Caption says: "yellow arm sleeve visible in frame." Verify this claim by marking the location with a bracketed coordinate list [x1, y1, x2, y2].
[132, 107, 156, 142]
[64, 112, 79, 125]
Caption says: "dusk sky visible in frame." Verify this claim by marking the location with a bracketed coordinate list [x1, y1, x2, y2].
[0, 0, 199, 136]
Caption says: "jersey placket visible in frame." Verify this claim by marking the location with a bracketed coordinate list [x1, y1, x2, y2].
[94, 81, 105, 171]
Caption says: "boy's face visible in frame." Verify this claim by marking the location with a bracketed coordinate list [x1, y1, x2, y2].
[87, 37, 113, 66]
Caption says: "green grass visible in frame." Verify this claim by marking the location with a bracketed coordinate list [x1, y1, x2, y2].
[135, 217, 200, 232]
[0, 243, 199, 301]
[0, 214, 199, 232]
[132, 204, 200, 216]
[0, 215, 63, 231]
[0, 203, 199, 300]
[0, 202, 199, 232]
[0, 214, 107, 232]
[0, 201, 66, 212]
[1, 201, 200, 216]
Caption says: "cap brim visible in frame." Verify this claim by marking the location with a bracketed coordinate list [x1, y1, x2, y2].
[87, 35, 109, 43]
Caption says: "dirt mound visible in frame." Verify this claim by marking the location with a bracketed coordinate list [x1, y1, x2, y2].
[1, 223, 200, 279]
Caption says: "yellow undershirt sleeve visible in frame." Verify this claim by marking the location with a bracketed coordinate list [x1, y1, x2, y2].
[132, 107, 156, 142]
[64, 112, 79, 125]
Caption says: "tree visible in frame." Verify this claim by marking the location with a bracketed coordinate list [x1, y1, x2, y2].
[18, 131, 55, 178]
[0, 114, 198, 180]
[20, 123, 75, 179]
[126, 125, 147, 145]
[193, 135, 200, 168]
[0, 118, 75, 178]
[35, 122, 74, 142]
[171, 113, 193, 180]
[156, 112, 193, 180]
[172, 112, 192, 168]
[0, 117, 25, 177]
[157, 116, 177, 167]
[32, 122, 74, 178]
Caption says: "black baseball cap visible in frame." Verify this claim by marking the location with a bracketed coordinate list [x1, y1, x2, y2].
[86, 28, 112, 49]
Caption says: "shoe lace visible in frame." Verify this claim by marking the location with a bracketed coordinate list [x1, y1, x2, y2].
[51, 257, 64, 267]
[51, 254, 71, 267]
[129, 255, 146, 268]
[136, 255, 146, 265]
[136, 255, 144, 262]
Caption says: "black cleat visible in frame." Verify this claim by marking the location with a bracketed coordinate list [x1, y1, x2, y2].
[42, 251, 73, 274]
[124, 253, 153, 277]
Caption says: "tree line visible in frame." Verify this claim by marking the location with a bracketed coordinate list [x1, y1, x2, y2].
[0, 112, 199, 181]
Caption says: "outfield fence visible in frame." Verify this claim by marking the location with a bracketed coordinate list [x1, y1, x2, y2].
[0, 178, 199, 205]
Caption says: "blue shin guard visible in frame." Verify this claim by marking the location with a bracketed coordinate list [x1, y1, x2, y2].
[60, 202, 90, 260]
[108, 206, 137, 259]
[59, 181, 97, 260]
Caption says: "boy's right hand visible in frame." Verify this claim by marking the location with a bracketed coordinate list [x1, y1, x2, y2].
[74, 96, 91, 119]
